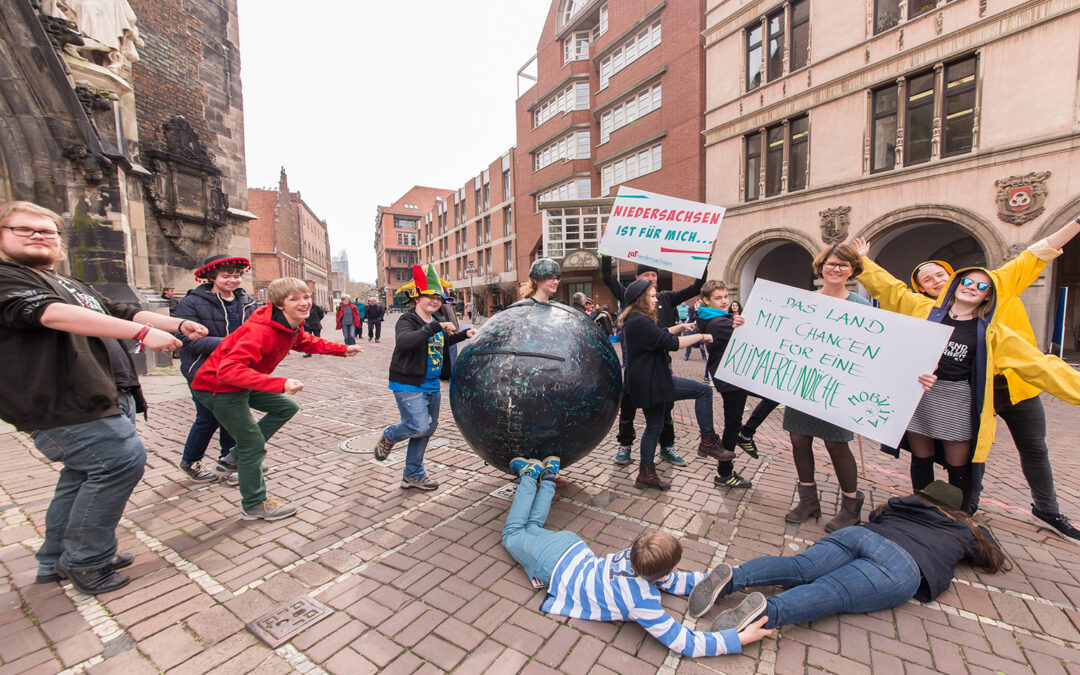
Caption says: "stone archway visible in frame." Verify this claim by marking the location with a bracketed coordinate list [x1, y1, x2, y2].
[724, 228, 820, 301]
[856, 204, 1007, 266]
[1037, 195, 1080, 353]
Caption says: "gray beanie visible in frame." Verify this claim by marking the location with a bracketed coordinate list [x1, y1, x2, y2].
[529, 258, 561, 280]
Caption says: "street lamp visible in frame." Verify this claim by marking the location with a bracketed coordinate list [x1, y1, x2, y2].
[464, 260, 476, 322]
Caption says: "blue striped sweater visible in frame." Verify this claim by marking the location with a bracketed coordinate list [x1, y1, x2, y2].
[541, 541, 742, 657]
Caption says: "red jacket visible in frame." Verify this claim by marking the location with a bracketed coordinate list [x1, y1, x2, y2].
[191, 304, 347, 394]
[335, 303, 360, 330]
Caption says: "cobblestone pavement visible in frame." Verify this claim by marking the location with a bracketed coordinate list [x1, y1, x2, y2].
[1, 313, 1079, 674]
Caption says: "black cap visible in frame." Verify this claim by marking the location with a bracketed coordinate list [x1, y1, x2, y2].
[636, 263, 659, 276]
[624, 279, 653, 305]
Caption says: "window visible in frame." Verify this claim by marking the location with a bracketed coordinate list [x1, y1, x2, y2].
[599, 82, 661, 144]
[598, 18, 661, 89]
[744, 116, 809, 201]
[600, 143, 662, 196]
[394, 269, 410, 282]
[745, 132, 762, 201]
[504, 242, 513, 271]
[536, 178, 592, 208]
[485, 247, 492, 274]
[870, 85, 898, 172]
[790, 0, 809, 71]
[747, 0, 809, 90]
[484, 215, 491, 243]
[503, 205, 513, 235]
[767, 10, 784, 82]
[905, 71, 935, 165]
[483, 181, 490, 210]
[395, 251, 418, 265]
[789, 117, 809, 191]
[909, 0, 937, 20]
[942, 56, 976, 157]
[765, 126, 784, 197]
[746, 24, 763, 91]
[595, 4, 608, 38]
[403, 203, 419, 210]
[394, 217, 417, 229]
[502, 168, 511, 200]
[564, 31, 590, 64]
[476, 221, 482, 246]
[874, 0, 900, 33]
[533, 82, 590, 127]
[542, 206, 607, 259]
[396, 232, 416, 246]
[475, 187, 481, 216]
[534, 130, 591, 171]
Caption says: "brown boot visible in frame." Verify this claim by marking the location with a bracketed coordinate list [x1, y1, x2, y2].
[634, 465, 671, 491]
[785, 483, 821, 523]
[825, 491, 865, 532]
[698, 433, 736, 461]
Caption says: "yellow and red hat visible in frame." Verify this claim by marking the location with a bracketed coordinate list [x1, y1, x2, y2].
[396, 263, 454, 299]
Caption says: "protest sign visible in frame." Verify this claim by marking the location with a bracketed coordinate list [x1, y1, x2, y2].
[598, 187, 724, 278]
[715, 280, 953, 447]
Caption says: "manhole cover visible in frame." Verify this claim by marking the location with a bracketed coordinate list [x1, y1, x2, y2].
[338, 432, 382, 454]
[489, 482, 518, 501]
[247, 595, 332, 648]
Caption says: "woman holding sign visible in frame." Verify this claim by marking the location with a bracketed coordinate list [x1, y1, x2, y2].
[784, 244, 871, 532]
[620, 279, 731, 490]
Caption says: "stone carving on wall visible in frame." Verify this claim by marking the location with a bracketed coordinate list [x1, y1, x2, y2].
[819, 207, 851, 244]
[143, 117, 229, 267]
[41, 0, 144, 74]
[994, 171, 1051, 225]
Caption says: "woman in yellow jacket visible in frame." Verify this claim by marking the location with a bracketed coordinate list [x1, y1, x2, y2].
[852, 244, 1080, 511]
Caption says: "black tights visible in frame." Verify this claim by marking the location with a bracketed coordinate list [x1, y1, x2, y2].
[908, 433, 972, 510]
[790, 433, 858, 494]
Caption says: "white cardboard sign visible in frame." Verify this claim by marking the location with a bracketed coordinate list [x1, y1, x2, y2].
[715, 280, 953, 447]
[598, 187, 725, 278]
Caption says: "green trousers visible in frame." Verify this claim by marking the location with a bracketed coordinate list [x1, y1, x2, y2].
[194, 389, 299, 509]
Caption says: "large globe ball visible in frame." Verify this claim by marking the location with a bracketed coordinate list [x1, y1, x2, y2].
[450, 300, 622, 474]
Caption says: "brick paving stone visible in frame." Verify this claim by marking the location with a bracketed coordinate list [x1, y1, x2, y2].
[0, 651, 61, 675]
[597, 644, 656, 675]
[0, 625, 47, 662]
[350, 630, 403, 668]
[304, 620, 367, 663]
[39, 610, 91, 643]
[323, 647, 377, 675]
[161, 633, 256, 674]
[806, 646, 872, 675]
[184, 604, 244, 646]
[774, 638, 806, 675]
[453, 639, 504, 675]
[413, 634, 467, 670]
[86, 648, 160, 675]
[138, 624, 202, 670]
[492, 622, 546, 656]
[54, 630, 103, 667]
[534, 624, 581, 668]
[433, 616, 486, 652]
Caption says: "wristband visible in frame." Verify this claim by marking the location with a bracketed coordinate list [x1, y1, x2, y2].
[133, 324, 152, 341]
[177, 320, 188, 333]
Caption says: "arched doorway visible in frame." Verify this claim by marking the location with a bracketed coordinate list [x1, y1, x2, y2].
[739, 240, 816, 298]
[866, 220, 987, 284]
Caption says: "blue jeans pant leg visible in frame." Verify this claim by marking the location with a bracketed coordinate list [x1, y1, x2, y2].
[182, 390, 235, 463]
[732, 527, 921, 627]
[640, 403, 665, 467]
[342, 323, 356, 345]
[672, 376, 715, 435]
[34, 392, 146, 572]
[501, 479, 579, 585]
[385, 390, 440, 479]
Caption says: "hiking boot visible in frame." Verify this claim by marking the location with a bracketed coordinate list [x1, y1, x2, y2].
[710, 592, 768, 632]
[687, 563, 733, 618]
[697, 433, 736, 462]
[509, 457, 543, 480]
[37, 552, 134, 584]
[736, 434, 759, 459]
[715, 471, 752, 489]
[785, 483, 821, 523]
[1031, 505, 1080, 544]
[540, 455, 561, 480]
[825, 491, 865, 533]
[401, 475, 439, 491]
[241, 498, 298, 521]
[211, 453, 238, 479]
[659, 446, 688, 468]
[54, 560, 131, 595]
[634, 465, 671, 491]
[179, 460, 218, 482]
[614, 445, 632, 465]
[374, 434, 394, 461]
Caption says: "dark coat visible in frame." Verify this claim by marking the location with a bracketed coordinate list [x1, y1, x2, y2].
[366, 303, 386, 322]
[174, 284, 256, 381]
[304, 304, 326, 333]
[698, 313, 741, 393]
[389, 309, 470, 386]
[601, 255, 706, 328]
[622, 312, 679, 409]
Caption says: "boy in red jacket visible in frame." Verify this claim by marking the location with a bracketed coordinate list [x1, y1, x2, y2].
[192, 278, 362, 520]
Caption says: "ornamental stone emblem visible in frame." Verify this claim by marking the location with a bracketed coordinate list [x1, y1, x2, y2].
[994, 171, 1051, 225]
[818, 207, 851, 244]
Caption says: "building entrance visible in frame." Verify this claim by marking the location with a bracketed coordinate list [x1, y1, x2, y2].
[738, 241, 815, 300]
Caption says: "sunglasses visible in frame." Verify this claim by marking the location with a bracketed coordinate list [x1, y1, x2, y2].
[959, 278, 991, 291]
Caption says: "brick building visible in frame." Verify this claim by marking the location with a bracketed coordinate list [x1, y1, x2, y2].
[514, 0, 707, 308]
[374, 186, 453, 306]
[418, 150, 518, 315]
[704, 0, 1080, 351]
[248, 168, 332, 306]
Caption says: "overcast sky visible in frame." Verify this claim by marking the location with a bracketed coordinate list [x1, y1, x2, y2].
[237, 0, 551, 284]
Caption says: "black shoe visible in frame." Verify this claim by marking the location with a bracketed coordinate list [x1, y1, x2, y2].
[1032, 505, 1080, 544]
[36, 552, 134, 584]
[54, 559, 131, 595]
[714, 471, 752, 489]
[736, 434, 759, 459]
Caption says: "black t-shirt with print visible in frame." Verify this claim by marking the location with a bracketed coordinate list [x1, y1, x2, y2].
[935, 316, 978, 381]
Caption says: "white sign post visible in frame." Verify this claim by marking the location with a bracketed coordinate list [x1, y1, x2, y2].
[716, 280, 953, 447]
[597, 187, 725, 279]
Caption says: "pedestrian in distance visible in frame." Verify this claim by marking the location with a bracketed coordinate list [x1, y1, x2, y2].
[620, 279, 730, 490]
[160, 286, 179, 315]
[336, 293, 360, 345]
[302, 279, 326, 357]
[190, 277, 362, 521]
[0, 201, 208, 595]
[374, 265, 474, 490]
[174, 253, 256, 483]
[503, 456, 771, 657]
[687, 482, 1008, 631]
[366, 297, 385, 342]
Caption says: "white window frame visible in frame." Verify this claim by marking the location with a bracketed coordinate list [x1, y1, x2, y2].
[598, 18, 661, 89]
[600, 143, 662, 196]
[599, 82, 661, 144]
[533, 81, 591, 128]
[534, 129, 591, 171]
[563, 30, 591, 65]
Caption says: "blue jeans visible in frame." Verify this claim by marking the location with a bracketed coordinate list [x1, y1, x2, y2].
[32, 392, 146, 573]
[342, 323, 356, 345]
[501, 478, 582, 585]
[384, 390, 441, 479]
[731, 526, 921, 627]
[181, 390, 235, 464]
[640, 376, 715, 467]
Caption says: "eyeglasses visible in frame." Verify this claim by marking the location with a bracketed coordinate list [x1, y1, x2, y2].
[823, 262, 851, 270]
[1, 226, 60, 239]
[959, 278, 991, 291]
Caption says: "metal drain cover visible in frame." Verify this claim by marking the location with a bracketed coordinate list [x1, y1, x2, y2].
[489, 482, 518, 501]
[247, 595, 332, 648]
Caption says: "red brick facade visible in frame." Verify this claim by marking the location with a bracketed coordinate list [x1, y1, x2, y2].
[375, 186, 454, 306]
